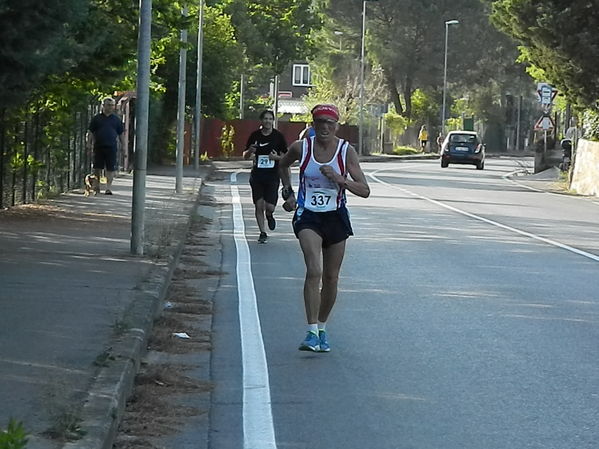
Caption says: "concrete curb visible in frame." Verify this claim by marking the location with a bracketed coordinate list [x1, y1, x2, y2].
[62, 168, 214, 449]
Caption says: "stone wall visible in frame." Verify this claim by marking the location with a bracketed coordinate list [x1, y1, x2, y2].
[571, 139, 599, 196]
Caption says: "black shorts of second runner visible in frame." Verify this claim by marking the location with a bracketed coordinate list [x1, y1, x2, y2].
[93, 146, 117, 172]
[292, 206, 354, 248]
[249, 174, 280, 205]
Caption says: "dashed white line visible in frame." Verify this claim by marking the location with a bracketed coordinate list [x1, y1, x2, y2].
[230, 171, 278, 449]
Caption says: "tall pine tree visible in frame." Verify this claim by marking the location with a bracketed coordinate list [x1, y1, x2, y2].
[492, 0, 599, 107]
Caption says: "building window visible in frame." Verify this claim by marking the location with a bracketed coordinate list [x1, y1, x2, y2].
[292, 64, 311, 86]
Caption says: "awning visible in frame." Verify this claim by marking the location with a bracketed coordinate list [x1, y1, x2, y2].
[278, 99, 308, 114]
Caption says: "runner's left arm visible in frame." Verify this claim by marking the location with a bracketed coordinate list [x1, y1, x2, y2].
[321, 145, 370, 198]
[268, 133, 288, 161]
[344, 146, 370, 198]
[279, 140, 301, 208]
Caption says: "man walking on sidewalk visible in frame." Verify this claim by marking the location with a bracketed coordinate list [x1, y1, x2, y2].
[87, 97, 126, 195]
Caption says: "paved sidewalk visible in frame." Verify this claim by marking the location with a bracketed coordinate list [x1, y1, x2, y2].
[0, 164, 212, 449]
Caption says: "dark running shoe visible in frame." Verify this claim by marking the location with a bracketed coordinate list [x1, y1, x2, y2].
[267, 214, 276, 230]
[104, 189, 113, 195]
[258, 232, 268, 244]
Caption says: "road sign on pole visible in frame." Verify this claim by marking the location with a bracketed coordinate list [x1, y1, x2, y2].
[534, 115, 555, 131]
[537, 83, 558, 105]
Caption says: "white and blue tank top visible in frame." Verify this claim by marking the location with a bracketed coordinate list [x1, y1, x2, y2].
[297, 136, 349, 212]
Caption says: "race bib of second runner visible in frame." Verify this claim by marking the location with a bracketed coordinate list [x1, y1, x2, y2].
[305, 186, 338, 212]
[257, 154, 275, 169]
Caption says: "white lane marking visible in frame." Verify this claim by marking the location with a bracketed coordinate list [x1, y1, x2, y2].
[502, 169, 545, 192]
[230, 171, 278, 449]
[369, 169, 599, 263]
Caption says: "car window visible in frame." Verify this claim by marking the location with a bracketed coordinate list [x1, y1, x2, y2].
[450, 134, 478, 144]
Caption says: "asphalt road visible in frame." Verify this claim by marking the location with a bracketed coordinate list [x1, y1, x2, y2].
[208, 158, 599, 449]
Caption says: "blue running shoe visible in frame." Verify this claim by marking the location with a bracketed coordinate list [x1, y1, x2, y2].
[318, 330, 330, 352]
[298, 331, 320, 352]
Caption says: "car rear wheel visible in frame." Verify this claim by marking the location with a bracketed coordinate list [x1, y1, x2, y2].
[441, 160, 449, 168]
[476, 161, 484, 170]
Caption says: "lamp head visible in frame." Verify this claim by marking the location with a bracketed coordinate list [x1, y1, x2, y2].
[445, 20, 459, 25]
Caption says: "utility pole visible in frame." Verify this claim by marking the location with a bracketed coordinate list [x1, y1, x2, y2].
[131, 0, 152, 256]
[516, 95, 522, 151]
[175, 6, 188, 194]
[442, 20, 459, 136]
[358, 0, 367, 156]
[193, 0, 204, 170]
[239, 74, 245, 119]
[273, 75, 279, 128]
[358, 0, 380, 155]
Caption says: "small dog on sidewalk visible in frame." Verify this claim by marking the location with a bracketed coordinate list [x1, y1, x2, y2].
[84, 174, 100, 197]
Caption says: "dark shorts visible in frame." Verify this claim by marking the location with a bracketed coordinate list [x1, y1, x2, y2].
[93, 146, 117, 172]
[249, 174, 279, 205]
[292, 206, 353, 248]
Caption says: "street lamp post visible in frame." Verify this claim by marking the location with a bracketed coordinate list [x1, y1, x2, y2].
[194, 0, 204, 170]
[441, 19, 459, 136]
[358, 1, 368, 156]
[175, 6, 188, 194]
[358, 0, 379, 156]
[131, 0, 152, 255]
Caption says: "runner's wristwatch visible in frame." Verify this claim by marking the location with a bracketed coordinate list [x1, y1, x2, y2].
[281, 186, 294, 200]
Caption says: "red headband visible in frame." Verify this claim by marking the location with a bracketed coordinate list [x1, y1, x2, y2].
[311, 104, 339, 122]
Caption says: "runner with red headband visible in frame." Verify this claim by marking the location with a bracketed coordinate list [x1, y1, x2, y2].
[279, 104, 370, 352]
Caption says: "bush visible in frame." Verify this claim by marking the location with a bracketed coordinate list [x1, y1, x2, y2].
[392, 146, 421, 155]
[583, 109, 599, 141]
[0, 419, 28, 449]
[220, 124, 235, 159]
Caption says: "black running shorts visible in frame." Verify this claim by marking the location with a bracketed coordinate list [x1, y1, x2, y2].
[93, 146, 117, 172]
[249, 174, 279, 205]
[292, 206, 353, 248]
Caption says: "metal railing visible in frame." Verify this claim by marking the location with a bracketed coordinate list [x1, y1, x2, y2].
[0, 102, 99, 209]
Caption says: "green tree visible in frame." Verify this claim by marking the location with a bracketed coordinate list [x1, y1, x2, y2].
[491, 0, 599, 107]
[318, 0, 525, 123]
[302, 58, 387, 125]
[0, 0, 137, 109]
[0, 0, 86, 107]
[148, 0, 322, 160]
[224, 0, 322, 74]
[148, 1, 244, 161]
